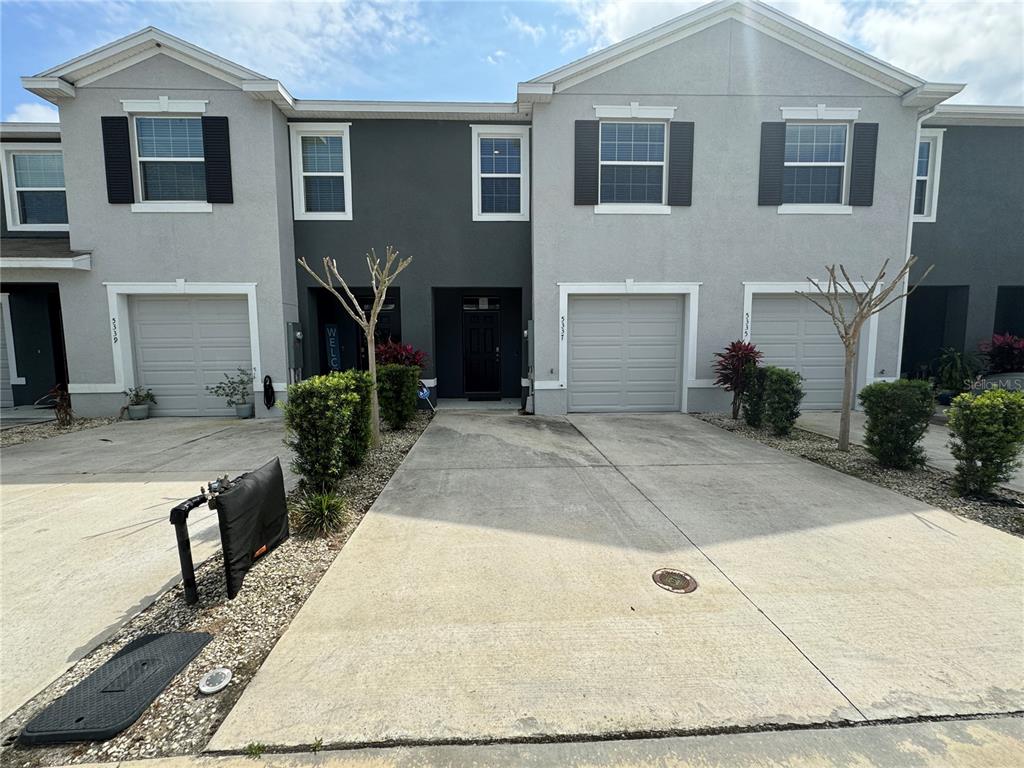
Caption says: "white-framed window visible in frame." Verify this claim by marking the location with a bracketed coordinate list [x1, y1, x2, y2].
[599, 121, 667, 206]
[471, 124, 529, 222]
[1, 144, 68, 231]
[913, 128, 944, 222]
[133, 116, 207, 202]
[289, 123, 352, 221]
[782, 123, 850, 205]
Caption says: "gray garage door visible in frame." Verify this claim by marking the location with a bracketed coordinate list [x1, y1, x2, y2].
[131, 295, 252, 416]
[568, 295, 683, 412]
[750, 294, 849, 410]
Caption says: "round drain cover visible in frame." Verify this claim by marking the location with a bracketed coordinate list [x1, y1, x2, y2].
[652, 568, 697, 594]
[198, 667, 232, 695]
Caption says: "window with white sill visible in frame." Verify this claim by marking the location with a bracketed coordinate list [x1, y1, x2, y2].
[2, 148, 68, 229]
[782, 123, 848, 204]
[599, 122, 666, 204]
[134, 116, 206, 202]
[914, 129, 943, 221]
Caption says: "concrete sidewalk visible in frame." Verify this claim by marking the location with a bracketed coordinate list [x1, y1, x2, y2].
[211, 412, 1023, 751]
[796, 410, 1024, 492]
[0, 418, 293, 719]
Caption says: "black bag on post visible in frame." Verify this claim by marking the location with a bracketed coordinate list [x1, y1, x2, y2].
[214, 457, 289, 599]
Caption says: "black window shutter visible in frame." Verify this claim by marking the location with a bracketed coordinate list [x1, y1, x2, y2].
[574, 120, 599, 206]
[757, 122, 786, 206]
[101, 116, 134, 204]
[667, 121, 694, 206]
[202, 116, 233, 204]
[849, 122, 878, 207]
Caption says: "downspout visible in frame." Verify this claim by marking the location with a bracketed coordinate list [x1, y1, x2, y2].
[893, 105, 938, 379]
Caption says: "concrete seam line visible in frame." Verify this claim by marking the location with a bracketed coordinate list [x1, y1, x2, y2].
[563, 418, 869, 721]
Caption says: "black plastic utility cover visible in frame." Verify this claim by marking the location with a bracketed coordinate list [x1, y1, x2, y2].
[20, 632, 211, 745]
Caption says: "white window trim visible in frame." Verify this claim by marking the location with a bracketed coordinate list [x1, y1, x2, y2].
[0, 143, 69, 232]
[780, 104, 861, 121]
[130, 114, 209, 210]
[68, 280, 261, 395]
[121, 97, 207, 114]
[534, 280, 701, 413]
[0, 293, 26, 385]
[597, 119, 670, 214]
[779, 120, 852, 213]
[913, 128, 944, 223]
[594, 102, 676, 120]
[471, 124, 530, 222]
[289, 122, 353, 221]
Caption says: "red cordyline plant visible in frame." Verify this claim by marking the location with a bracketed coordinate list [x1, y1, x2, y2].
[713, 340, 763, 419]
[979, 333, 1024, 374]
[375, 339, 428, 369]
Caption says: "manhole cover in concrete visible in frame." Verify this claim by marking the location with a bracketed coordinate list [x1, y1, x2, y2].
[652, 568, 697, 594]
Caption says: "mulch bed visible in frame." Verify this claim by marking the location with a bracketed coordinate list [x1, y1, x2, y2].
[1, 418, 119, 447]
[696, 412, 1024, 539]
[0, 412, 431, 766]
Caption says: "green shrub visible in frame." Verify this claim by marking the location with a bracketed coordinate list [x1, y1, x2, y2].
[763, 367, 804, 436]
[280, 374, 360, 490]
[291, 491, 349, 537]
[858, 379, 934, 469]
[333, 369, 373, 466]
[377, 364, 420, 429]
[947, 388, 1024, 495]
[741, 364, 768, 428]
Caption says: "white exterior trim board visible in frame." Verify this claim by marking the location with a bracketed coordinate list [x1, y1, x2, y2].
[121, 97, 207, 114]
[289, 123, 353, 221]
[470, 124, 530, 222]
[0, 254, 91, 270]
[0, 294, 26, 385]
[780, 104, 861, 121]
[594, 102, 676, 120]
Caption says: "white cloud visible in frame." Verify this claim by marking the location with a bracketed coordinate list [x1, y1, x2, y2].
[505, 11, 546, 44]
[557, 0, 1023, 105]
[484, 49, 508, 66]
[5, 102, 59, 122]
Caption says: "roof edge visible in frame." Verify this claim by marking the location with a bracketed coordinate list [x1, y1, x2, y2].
[925, 104, 1024, 127]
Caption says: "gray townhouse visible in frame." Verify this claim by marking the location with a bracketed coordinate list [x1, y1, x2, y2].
[901, 105, 1024, 377]
[1, 0, 1016, 419]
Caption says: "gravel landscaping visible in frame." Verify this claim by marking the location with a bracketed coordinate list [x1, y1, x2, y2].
[696, 412, 1024, 538]
[0, 417, 119, 447]
[0, 411, 431, 766]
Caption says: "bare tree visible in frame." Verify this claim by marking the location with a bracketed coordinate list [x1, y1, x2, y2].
[798, 256, 931, 451]
[298, 246, 413, 447]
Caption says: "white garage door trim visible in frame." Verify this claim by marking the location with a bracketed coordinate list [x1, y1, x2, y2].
[536, 281, 701, 412]
[68, 281, 261, 395]
[741, 281, 877, 393]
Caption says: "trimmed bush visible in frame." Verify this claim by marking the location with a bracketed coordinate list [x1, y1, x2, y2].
[741, 364, 768, 428]
[291, 491, 349, 537]
[280, 374, 360, 490]
[858, 379, 933, 469]
[763, 366, 804, 436]
[947, 388, 1024, 495]
[377, 364, 420, 429]
[713, 340, 763, 419]
[333, 369, 373, 466]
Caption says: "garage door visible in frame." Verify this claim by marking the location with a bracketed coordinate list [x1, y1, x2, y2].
[131, 296, 252, 416]
[750, 294, 848, 410]
[568, 295, 683, 412]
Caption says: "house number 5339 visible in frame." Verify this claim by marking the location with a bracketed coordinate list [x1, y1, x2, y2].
[111, 317, 119, 344]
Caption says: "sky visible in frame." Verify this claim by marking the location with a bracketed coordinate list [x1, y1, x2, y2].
[1, 0, 1022, 122]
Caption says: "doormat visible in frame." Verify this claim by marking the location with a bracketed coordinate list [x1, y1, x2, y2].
[19, 632, 212, 745]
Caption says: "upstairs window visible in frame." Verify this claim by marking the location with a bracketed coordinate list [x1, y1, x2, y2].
[1, 147, 68, 231]
[599, 122, 665, 204]
[135, 117, 206, 201]
[472, 125, 529, 221]
[914, 129, 944, 222]
[783, 123, 848, 204]
[290, 123, 352, 220]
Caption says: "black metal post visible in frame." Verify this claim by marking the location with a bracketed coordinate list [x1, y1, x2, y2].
[169, 495, 206, 605]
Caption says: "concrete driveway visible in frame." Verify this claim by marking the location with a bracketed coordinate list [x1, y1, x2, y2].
[0, 418, 292, 719]
[211, 412, 1023, 750]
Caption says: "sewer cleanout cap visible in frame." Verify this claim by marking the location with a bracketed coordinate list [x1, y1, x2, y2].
[652, 568, 698, 594]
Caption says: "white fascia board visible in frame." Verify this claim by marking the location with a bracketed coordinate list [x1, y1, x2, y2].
[290, 100, 523, 117]
[595, 102, 676, 119]
[780, 104, 860, 121]
[902, 83, 965, 109]
[0, 122, 60, 139]
[121, 97, 207, 113]
[925, 104, 1024, 127]
[0, 254, 91, 270]
[20, 77, 75, 102]
[516, 82, 554, 103]
[242, 80, 295, 110]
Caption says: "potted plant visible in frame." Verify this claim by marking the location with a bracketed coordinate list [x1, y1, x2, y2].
[124, 386, 157, 420]
[207, 367, 256, 418]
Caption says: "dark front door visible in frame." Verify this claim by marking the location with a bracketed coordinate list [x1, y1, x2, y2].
[463, 310, 501, 399]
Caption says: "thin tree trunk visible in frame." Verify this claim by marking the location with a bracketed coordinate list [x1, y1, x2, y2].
[838, 345, 857, 451]
[366, 325, 381, 448]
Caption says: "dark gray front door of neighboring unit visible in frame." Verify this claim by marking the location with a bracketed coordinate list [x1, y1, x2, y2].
[568, 295, 683, 412]
[463, 309, 501, 399]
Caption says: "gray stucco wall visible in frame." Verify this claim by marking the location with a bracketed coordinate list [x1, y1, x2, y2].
[909, 125, 1024, 355]
[532, 19, 918, 414]
[1, 54, 296, 416]
[293, 119, 531, 390]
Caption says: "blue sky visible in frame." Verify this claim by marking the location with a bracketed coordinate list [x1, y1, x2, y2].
[2, 1, 1022, 122]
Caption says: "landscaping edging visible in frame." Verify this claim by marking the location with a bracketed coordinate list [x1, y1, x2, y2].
[0, 412, 432, 766]
[696, 412, 1024, 539]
